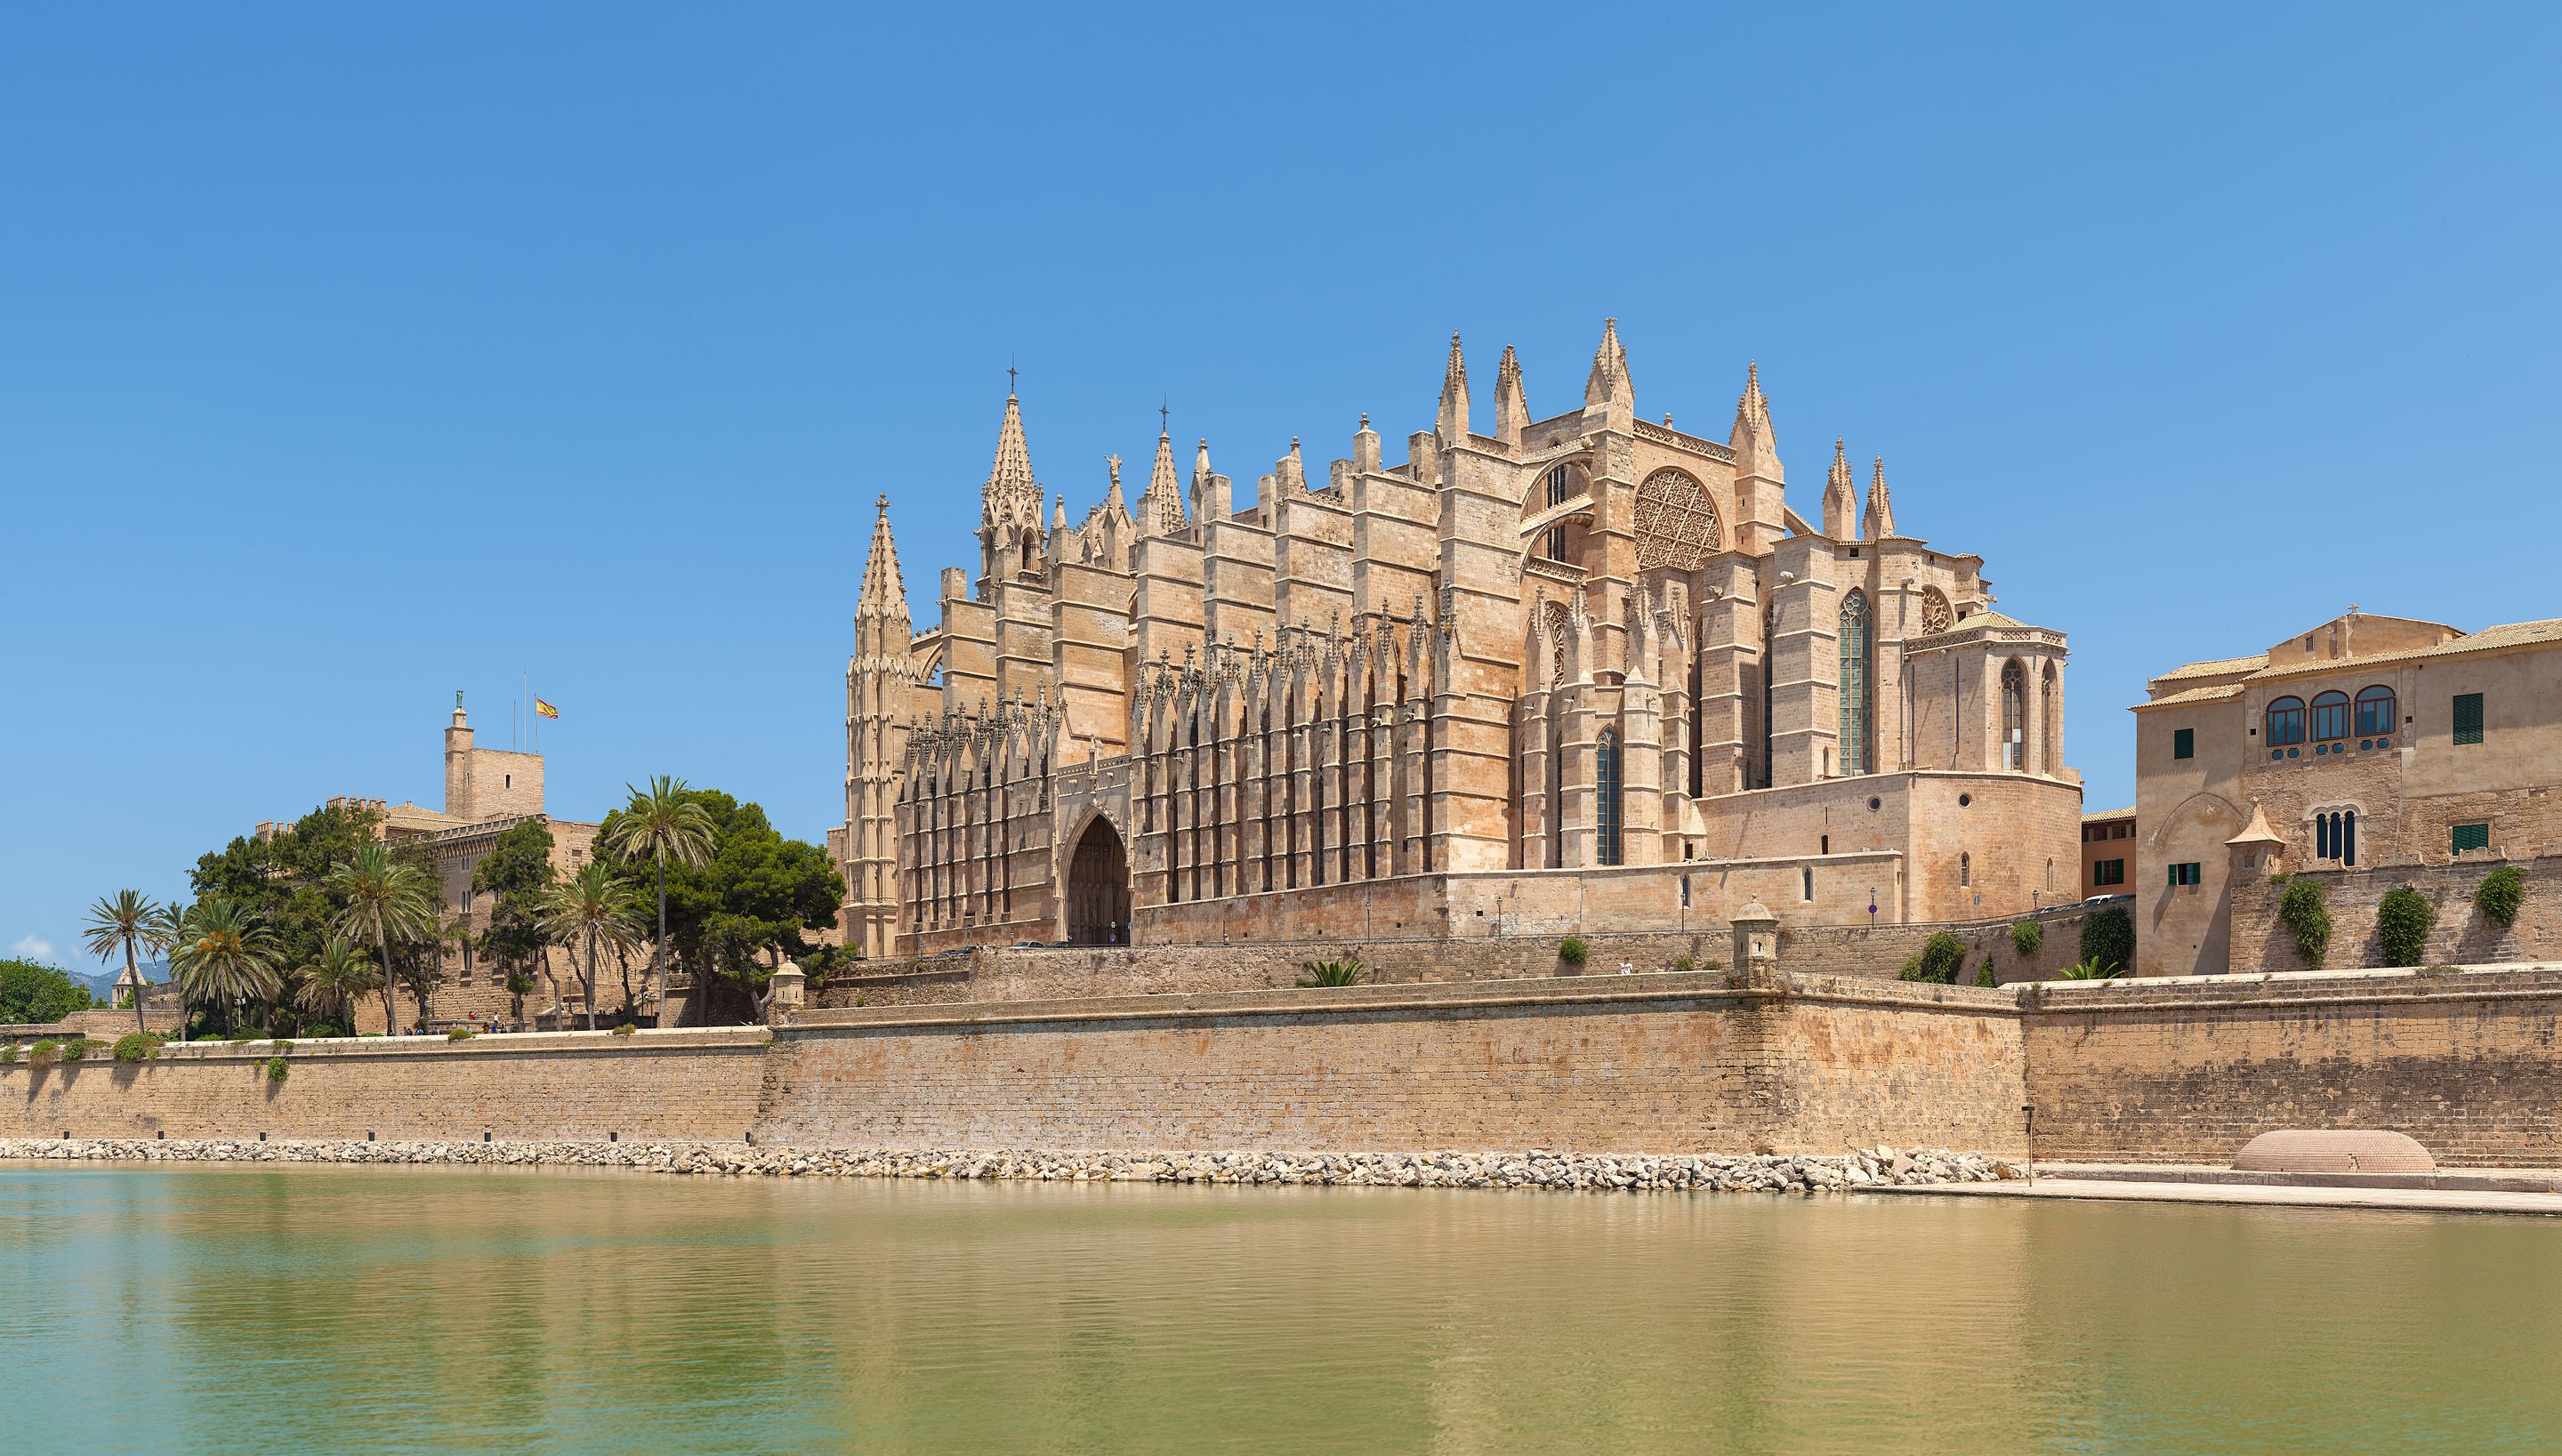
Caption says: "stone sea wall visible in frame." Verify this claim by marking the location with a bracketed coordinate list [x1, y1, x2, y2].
[2021, 963, 2562, 1166]
[763, 972, 2027, 1157]
[0, 1028, 768, 1144]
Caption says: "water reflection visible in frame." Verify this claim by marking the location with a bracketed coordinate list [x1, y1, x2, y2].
[3, 1165, 2558, 1452]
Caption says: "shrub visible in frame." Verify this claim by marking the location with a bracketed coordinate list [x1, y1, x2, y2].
[2079, 907, 2136, 977]
[1671, 954, 1696, 973]
[226, 1028, 272, 1043]
[2010, 920, 2043, 959]
[29, 1040, 60, 1064]
[1297, 956, 1369, 988]
[2277, 878, 2332, 967]
[0, 1042, 16, 1065]
[1558, 937, 1589, 967]
[2477, 865, 2526, 929]
[264, 1057, 290, 1082]
[1897, 954, 1922, 980]
[58, 1037, 100, 1063]
[271, 1039, 294, 1056]
[2378, 887, 2435, 967]
[1972, 961, 1997, 988]
[1905, 933, 1966, 984]
[304, 1024, 345, 1041]
[2059, 957, 2125, 980]
[112, 1033, 165, 1065]
[447, 1026, 477, 1042]
[610, 1023, 637, 1037]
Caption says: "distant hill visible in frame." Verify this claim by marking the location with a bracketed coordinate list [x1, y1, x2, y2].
[70, 958, 168, 1003]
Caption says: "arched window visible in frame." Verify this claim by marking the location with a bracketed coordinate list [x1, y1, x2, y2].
[1838, 590, 1873, 776]
[2041, 664, 2059, 774]
[1596, 728, 1623, 867]
[2357, 685, 2397, 737]
[2310, 691, 2351, 743]
[2001, 662, 2026, 770]
[1801, 867, 1815, 901]
[2266, 696, 2305, 746]
[1541, 464, 1580, 563]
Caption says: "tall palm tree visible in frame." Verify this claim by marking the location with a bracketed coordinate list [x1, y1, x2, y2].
[601, 777, 715, 1029]
[294, 937, 379, 1034]
[539, 860, 644, 1031]
[328, 842, 436, 1035]
[144, 901, 189, 1040]
[82, 889, 161, 1034]
[169, 898, 281, 1029]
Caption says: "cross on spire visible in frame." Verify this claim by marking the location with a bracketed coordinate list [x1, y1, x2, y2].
[1007, 359, 1019, 397]
[1160, 396, 1169, 435]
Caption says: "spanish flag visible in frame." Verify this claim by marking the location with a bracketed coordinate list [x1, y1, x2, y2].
[535, 699, 559, 720]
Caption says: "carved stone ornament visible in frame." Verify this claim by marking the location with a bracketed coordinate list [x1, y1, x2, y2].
[1921, 585, 1954, 634]
[1632, 469, 1722, 570]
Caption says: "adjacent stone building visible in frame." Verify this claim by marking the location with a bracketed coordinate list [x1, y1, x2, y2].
[2133, 610, 2562, 974]
[841, 324, 2083, 955]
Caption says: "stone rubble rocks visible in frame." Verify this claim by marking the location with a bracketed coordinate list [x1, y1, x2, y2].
[0, 1138, 2019, 1194]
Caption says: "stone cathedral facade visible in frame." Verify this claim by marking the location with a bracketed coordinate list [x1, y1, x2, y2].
[834, 323, 2083, 957]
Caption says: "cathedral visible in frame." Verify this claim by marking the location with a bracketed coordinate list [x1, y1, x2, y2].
[834, 323, 2082, 957]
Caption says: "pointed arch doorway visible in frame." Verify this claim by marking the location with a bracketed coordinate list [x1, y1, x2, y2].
[1066, 816, 1132, 945]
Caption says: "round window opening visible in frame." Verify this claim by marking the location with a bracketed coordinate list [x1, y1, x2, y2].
[1958, 793, 1973, 808]
[1867, 797, 1881, 811]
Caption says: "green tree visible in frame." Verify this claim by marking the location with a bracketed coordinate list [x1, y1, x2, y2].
[599, 789, 841, 1025]
[82, 889, 162, 1034]
[294, 937, 379, 1034]
[2078, 906, 2136, 977]
[540, 861, 645, 1031]
[471, 819, 557, 1026]
[191, 802, 385, 981]
[169, 898, 282, 1027]
[0, 959, 90, 1026]
[600, 777, 717, 1028]
[143, 901, 189, 1039]
[328, 843, 438, 1035]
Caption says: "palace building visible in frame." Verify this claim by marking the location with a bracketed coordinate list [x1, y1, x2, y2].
[834, 323, 2082, 957]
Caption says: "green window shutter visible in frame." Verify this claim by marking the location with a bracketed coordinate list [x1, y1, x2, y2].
[2172, 728, 2195, 760]
[2453, 693, 2485, 745]
[2452, 823, 2491, 854]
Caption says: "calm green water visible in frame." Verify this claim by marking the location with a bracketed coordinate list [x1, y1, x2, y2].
[4, 1165, 2559, 1453]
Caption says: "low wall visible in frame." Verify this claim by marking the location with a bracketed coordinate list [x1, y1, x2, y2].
[761, 972, 2026, 1157]
[2023, 962, 2562, 1166]
[0, 1028, 767, 1143]
[2229, 857, 2562, 973]
[817, 901, 2112, 1011]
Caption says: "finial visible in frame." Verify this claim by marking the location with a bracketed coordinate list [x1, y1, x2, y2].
[1007, 358, 1019, 397]
[1664, 413, 1673, 426]
[455, 689, 463, 710]
[874, 492, 890, 513]
[1359, 412, 1370, 430]
[1159, 396, 1169, 435]
[1107, 453, 1122, 485]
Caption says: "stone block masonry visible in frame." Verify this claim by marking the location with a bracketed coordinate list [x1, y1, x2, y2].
[0, 1028, 768, 1144]
[760, 972, 2028, 1157]
[2022, 963, 2562, 1166]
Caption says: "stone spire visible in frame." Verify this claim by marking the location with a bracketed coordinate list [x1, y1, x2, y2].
[981, 390, 1041, 531]
[1583, 318, 1631, 408]
[1191, 436, 1230, 521]
[1051, 494, 1068, 533]
[1494, 343, 1529, 449]
[1104, 452, 1126, 513]
[1865, 455, 1897, 541]
[1728, 361, 1782, 484]
[857, 492, 910, 634]
[1139, 426, 1186, 537]
[1437, 332, 1470, 443]
[1822, 437, 1857, 540]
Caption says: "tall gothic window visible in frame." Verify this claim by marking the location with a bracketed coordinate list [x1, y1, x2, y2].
[2042, 663, 2059, 774]
[1543, 464, 1576, 563]
[2001, 661, 2026, 770]
[1838, 590, 1873, 776]
[1596, 728, 1623, 867]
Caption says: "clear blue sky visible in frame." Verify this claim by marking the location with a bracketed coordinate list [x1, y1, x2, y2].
[5, 5, 2558, 970]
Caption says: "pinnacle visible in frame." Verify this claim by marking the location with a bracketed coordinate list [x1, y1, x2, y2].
[982, 390, 1040, 523]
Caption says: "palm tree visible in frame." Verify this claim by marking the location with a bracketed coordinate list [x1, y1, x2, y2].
[295, 937, 379, 1034]
[169, 898, 282, 1029]
[539, 860, 644, 1031]
[82, 889, 161, 1034]
[601, 777, 715, 1028]
[144, 901, 189, 1040]
[328, 842, 436, 1035]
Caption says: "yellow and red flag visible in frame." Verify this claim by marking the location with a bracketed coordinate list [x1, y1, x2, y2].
[535, 699, 559, 720]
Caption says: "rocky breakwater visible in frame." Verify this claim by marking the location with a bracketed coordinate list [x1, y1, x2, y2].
[0, 1138, 2018, 1193]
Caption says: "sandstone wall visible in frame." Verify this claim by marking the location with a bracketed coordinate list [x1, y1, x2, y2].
[0, 1028, 766, 1143]
[758, 972, 2027, 1157]
[2228, 856, 2562, 973]
[2022, 965, 2562, 1166]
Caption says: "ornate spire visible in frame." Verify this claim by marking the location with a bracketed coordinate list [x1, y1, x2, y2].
[1727, 359, 1781, 483]
[981, 390, 1040, 529]
[1822, 437, 1857, 540]
[1051, 494, 1068, 533]
[1494, 343, 1529, 448]
[1865, 455, 1896, 541]
[1583, 318, 1630, 407]
[1140, 426, 1185, 535]
[1438, 331, 1470, 441]
[856, 494, 913, 642]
